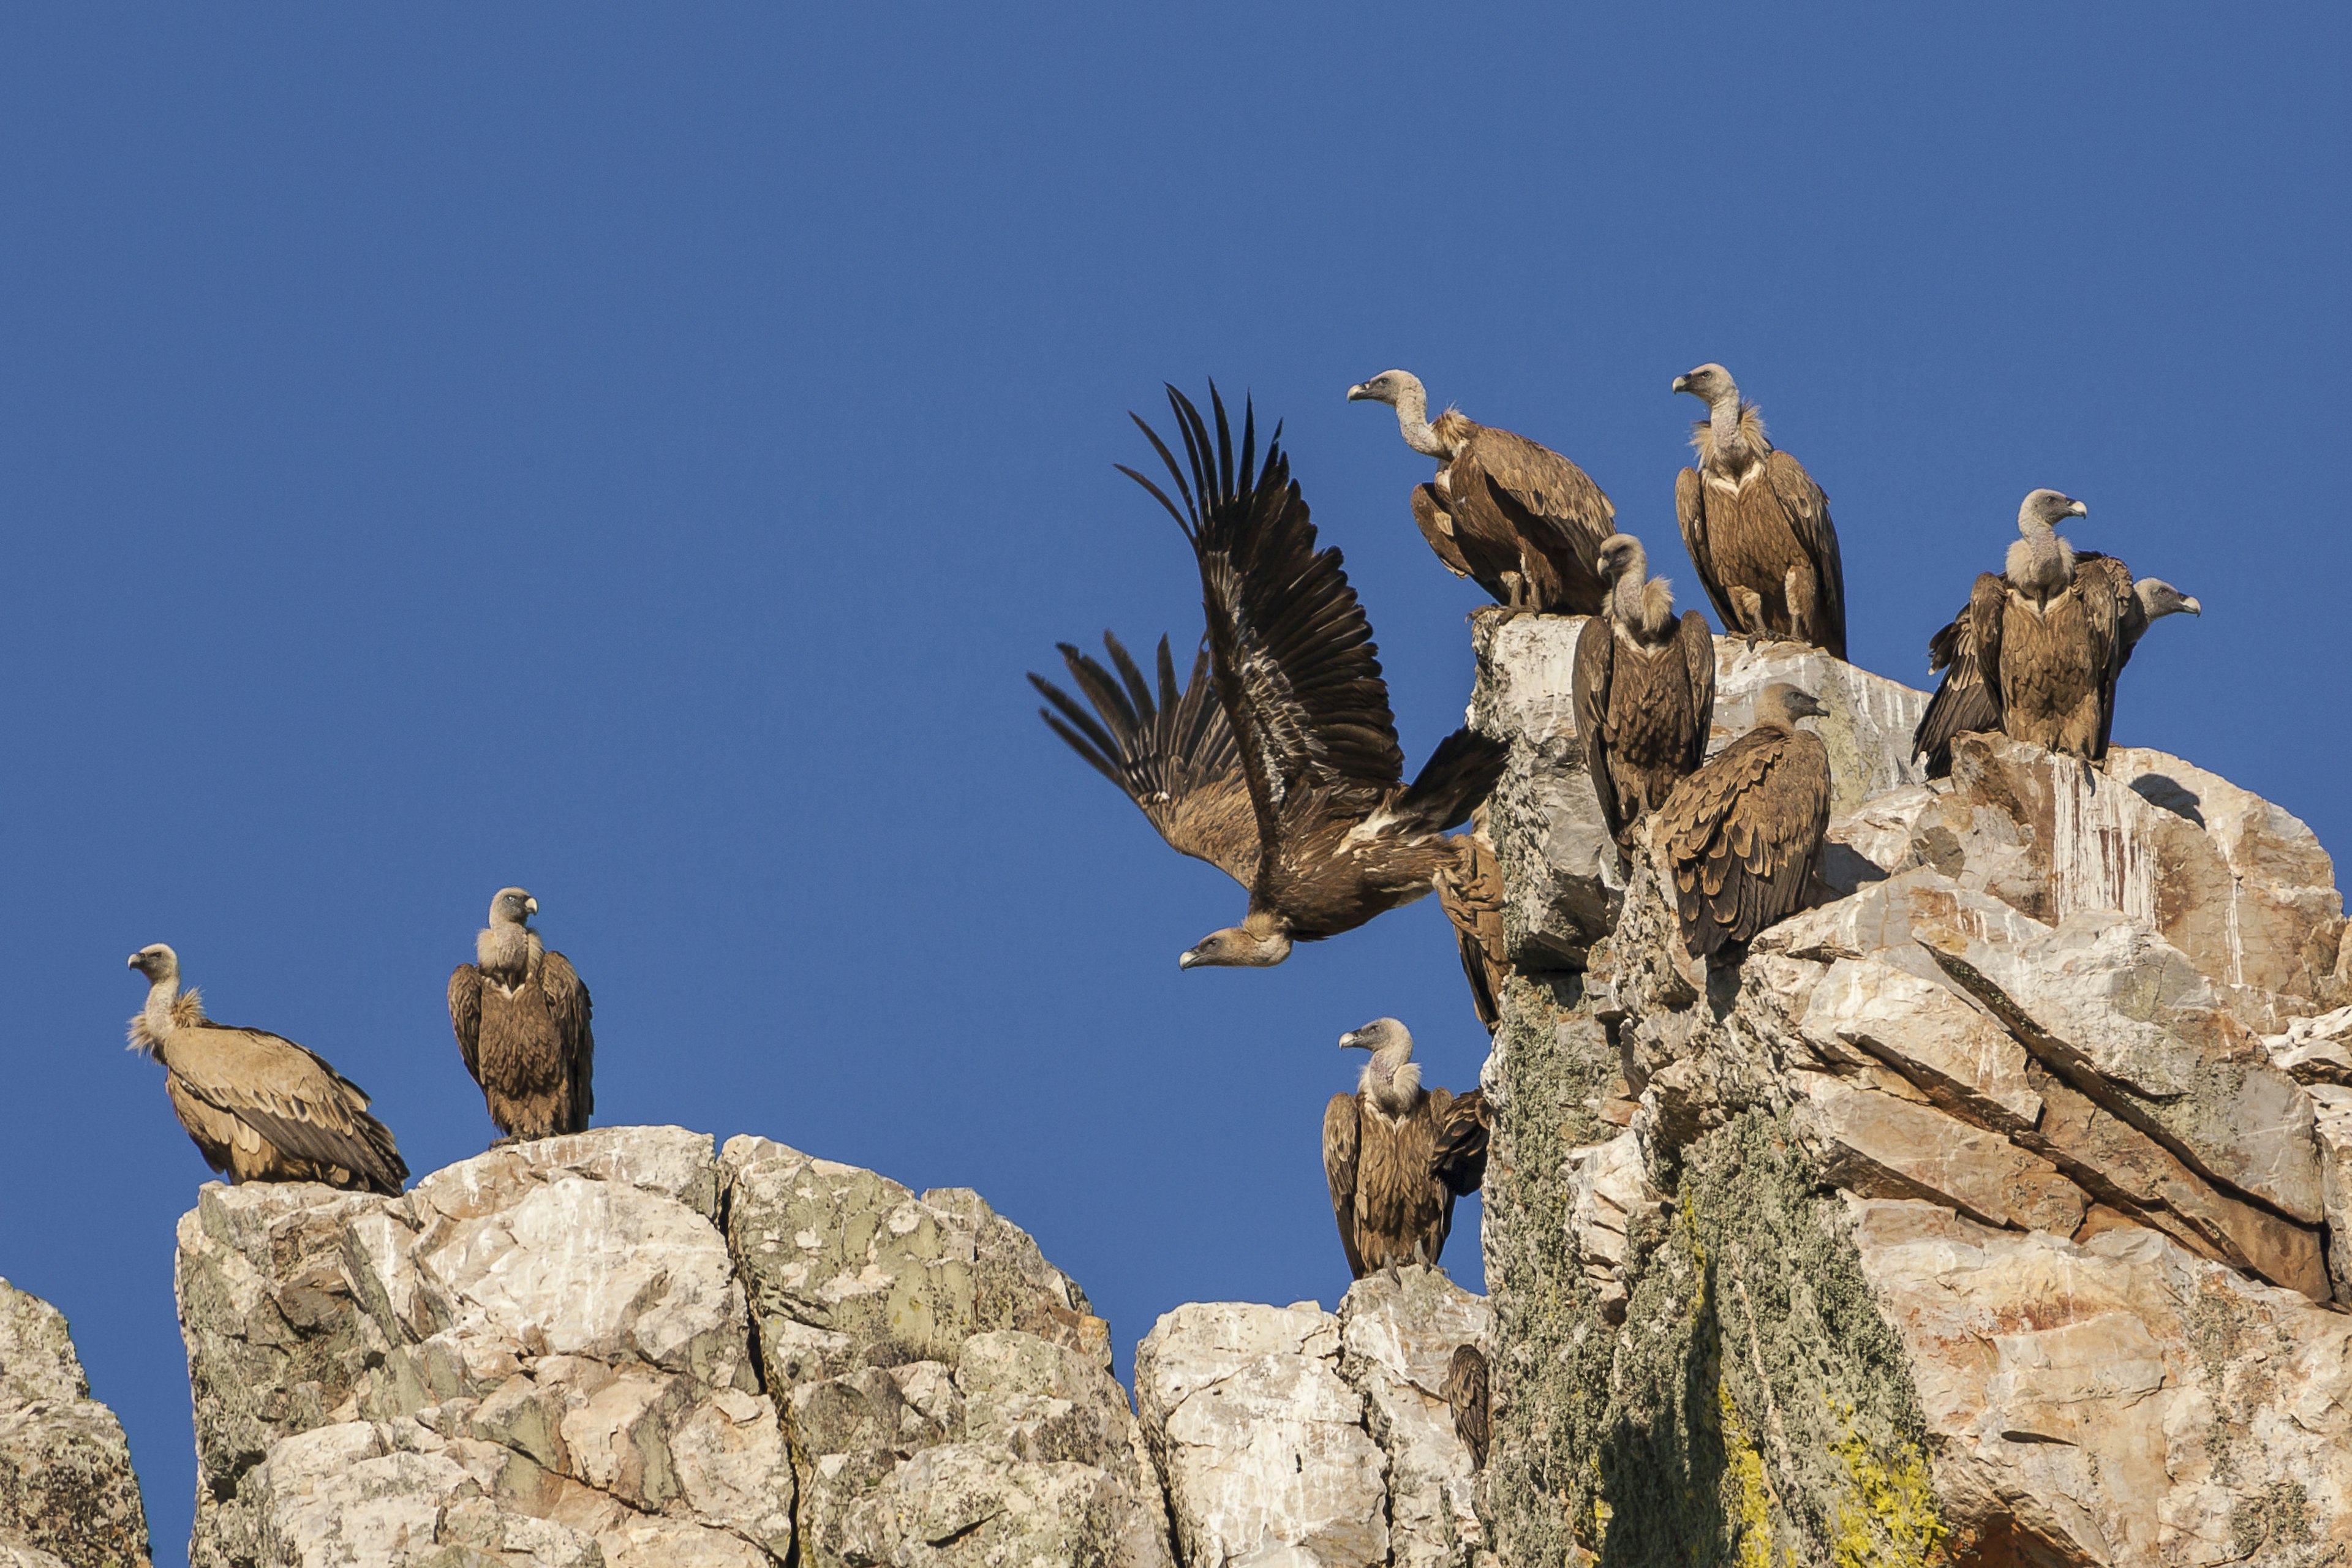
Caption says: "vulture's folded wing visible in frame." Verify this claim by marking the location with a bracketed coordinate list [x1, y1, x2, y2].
[1765, 450, 1846, 658]
[1409, 483, 1474, 579]
[541, 951, 595, 1126]
[1122, 385, 1404, 860]
[1031, 631, 1261, 888]
[1444, 1344, 1491, 1469]
[177, 1023, 409, 1193]
[1675, 466, 1740, 634]
[1572, 612, 1624, 841]
[1678, 610, 1717, 776]
[1659, 728, 1825, 953]
[1322, 1092, 1366, 1280]
[447, 965, 483, 1084]
[1430, 1086, 1491, 1197]
[1435, 834, 1507, 1034]
[1464, 426, 1615, 566]
[2074, 552, 2139, 758]
[1912, 583, 2003, 777]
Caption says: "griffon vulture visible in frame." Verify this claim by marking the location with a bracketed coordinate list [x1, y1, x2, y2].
[448, 888, 594, 1142]
[1322, 1019, 1488, 1277]
[127, 944, 407, 1193]
[1433, 823, 1509, 1035]
[1035, 385, 1507, 970]
[1671, 364, 1847, 658]
[1572, 534, 1717, 865]
[1444, 1344, 1491, 1469]
[1347, 370, 1615, 614]
[1654, 684, 1833, 962]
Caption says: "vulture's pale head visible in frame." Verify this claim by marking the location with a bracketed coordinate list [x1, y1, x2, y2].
[2018, 489, 2087, 531]
[1178, 926, 1292, 970]
[1755, 683, 1829, 730]
[1596, 533, 1649, 583]
[127, 943, 179, 984]
[488, 888, 538, 927]
[2136, 578, 2201, 620]
[1339, 1017, 1414, 1057]
[1345, 369, 1423, 408]
[1672, 363, 1738, 405]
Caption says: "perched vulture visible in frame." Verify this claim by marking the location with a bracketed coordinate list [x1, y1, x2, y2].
[1347, 369, 1615, 614]
[1433, 821, 1509, 1034]
[1322, 1019, 1488, 1277]
[448, 888, 594, 1143]
[1034, 384, 1507, 970]
[1572, 533, 1717, 865]
[127, 944, 407, 1193]
[1654, 684, 1833, 963]
[1671, 364, 1847, 658]
[1444, 1344, 1491, 1469]
[1913, 539, 2201, 776]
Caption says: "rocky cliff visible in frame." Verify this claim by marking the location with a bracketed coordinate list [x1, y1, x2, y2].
[0, 1278, 150, 1568]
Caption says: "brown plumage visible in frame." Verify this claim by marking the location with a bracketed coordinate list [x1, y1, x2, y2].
[1433, 821, 1509, 1033]
[1572, 534, 1717, 865]
[1349, 370, 1615, 614]
[1671, 364, 1846, 658]
[1444, 1344, 1491, 1469]
[1322, 1019, 1483, 1277]
[1038, 384, 1507, 970]
[1655, 684, 1834, 962]
[127, 944, 406, 1193]
[448, 888, 594, 1142]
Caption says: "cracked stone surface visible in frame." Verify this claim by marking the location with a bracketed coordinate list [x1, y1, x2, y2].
[0, 1279, 150, 1568]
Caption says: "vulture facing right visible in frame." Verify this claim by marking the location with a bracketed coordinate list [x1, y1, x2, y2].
[448, 888, 594, 1143]
[128, 944, 407, 1194]
[1654, 683, 1833, 963]
[1572, 533, 1717, 865]
[1322, 1018, 1490, 1278]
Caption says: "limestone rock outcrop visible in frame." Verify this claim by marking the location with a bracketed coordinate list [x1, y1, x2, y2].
[0, 1280, 150, 1568]
[1471, 611, 2352, 1564]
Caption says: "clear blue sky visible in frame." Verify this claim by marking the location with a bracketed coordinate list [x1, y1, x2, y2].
[2, 8, 2343, 1554]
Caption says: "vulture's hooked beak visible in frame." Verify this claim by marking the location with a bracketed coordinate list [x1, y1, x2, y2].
[1338, 1030, 1362, 1050]
[1177, 948, 1200, 970]
[1670, 374, 1692, 396]
[2068, 499, 2088, 518]
[1344, 381, 1374, 402]
[2181, 597, 2203, 616]
[525, 898, 538, 916]
[1793, 694, 1831, 721]
[124, 953, 140, 971]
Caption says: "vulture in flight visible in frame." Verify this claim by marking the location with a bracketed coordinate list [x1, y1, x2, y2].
[1654, 684, 1833, 963]
[1671, 364, 1847, 658]
[1032, 384, 1507, 970]
[1912, 499, 2201, 774]
[1347, 369, 1615, 614]
[1572, 533, 1717, 866]
[448, 888, 594, 1142]
[1322, 1018, 1490, 1277]
[127, 944, 407, 1194]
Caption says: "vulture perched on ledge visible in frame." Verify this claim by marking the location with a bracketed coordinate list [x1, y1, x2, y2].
[1033, 385, 1507, 970]
[1322, 1018, 1489, 1277]
[1912, 497, 2201, 775]
[127, 944, 407, 1193]
[1654, 683, 1833, 963]
[1572, 533, 1717, 867]
[1672, 364, 1847, 658]
[448, 888, 595, 1142]
[1346, 369, 1615, 614]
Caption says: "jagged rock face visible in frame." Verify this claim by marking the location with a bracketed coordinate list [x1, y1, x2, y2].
[1472, 625, 2352, 1563]
[175, 1128, 1169, 1568]
[0, 1280, 150, 1568]
[1134, 1273, 1490, 1568]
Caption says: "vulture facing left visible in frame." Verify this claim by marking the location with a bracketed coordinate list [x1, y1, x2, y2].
[1321, 1019, 1490, 1278]
[448, 888, 594, 1143]
[1348, 369, 1616, 614]
[1035, 385, 1507, 970]
[127, 944, 407, 1194]
[1654, 684, 1833, 963]
[1672, 364, 1847, 658]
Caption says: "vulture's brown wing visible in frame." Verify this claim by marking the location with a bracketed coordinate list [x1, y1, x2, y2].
[1675, 466, 1740, 635]
[1430, 1086, 1491, 1197]
[1322, 1092, 1366, 1280]
[1435, 833, 1507, 1034]
[1463, 426, 1615, 570]
[1764, 450, 1846, 658]
[1444, 1344, 1491, 1469]
[1676, 611, 1717, 777]
[1409, 483, 1474, 580]
[1571, 612, 1624, 843]
[448, 965, 484, 1085]
[2075, 552, 2139, 758]
[1659, 729, 1829, 957]
[1912, 579, 2005, 778]
[1123, 385, 1404, 862]
[1967, 571, 2009, 731]
[173, 1023, 409, 1194]
[541, 950, 595, 1129]
[1031, 632, 1260, 887]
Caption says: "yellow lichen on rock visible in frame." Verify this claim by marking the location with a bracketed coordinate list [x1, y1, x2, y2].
[1828, 1421, 1947, 1568]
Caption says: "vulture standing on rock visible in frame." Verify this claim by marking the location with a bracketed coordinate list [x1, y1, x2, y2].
[1433, 823, 1509, 1034]
[1572, 533, 1717, 865]
[1033, 384, 1507, 970]
[448, 888, 594, 1143]
[127, 944, 407, 1193]
[1655, 684, 1833, 963]
[1671, 364, 1847, 658]
[1321, 1019, 1489, 1277]
[1346, 369, 1615, 614]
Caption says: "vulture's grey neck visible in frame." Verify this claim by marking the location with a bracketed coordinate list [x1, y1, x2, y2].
[1359, 1046, 1423, 1118]
[141, 978, 184, 1049]
[2006, 522, 2077, 603]
[1706, 394, 1751, 464]
[1607, 550, 1673, 641]
[1386, 377, 1450, 460]
[477, 922, 538, 988]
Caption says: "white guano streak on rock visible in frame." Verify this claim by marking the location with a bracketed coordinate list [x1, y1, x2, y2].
[2046, 755, 2156, 929]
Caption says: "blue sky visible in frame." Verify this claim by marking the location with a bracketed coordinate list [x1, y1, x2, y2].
[2, 7, 2344, 1553]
